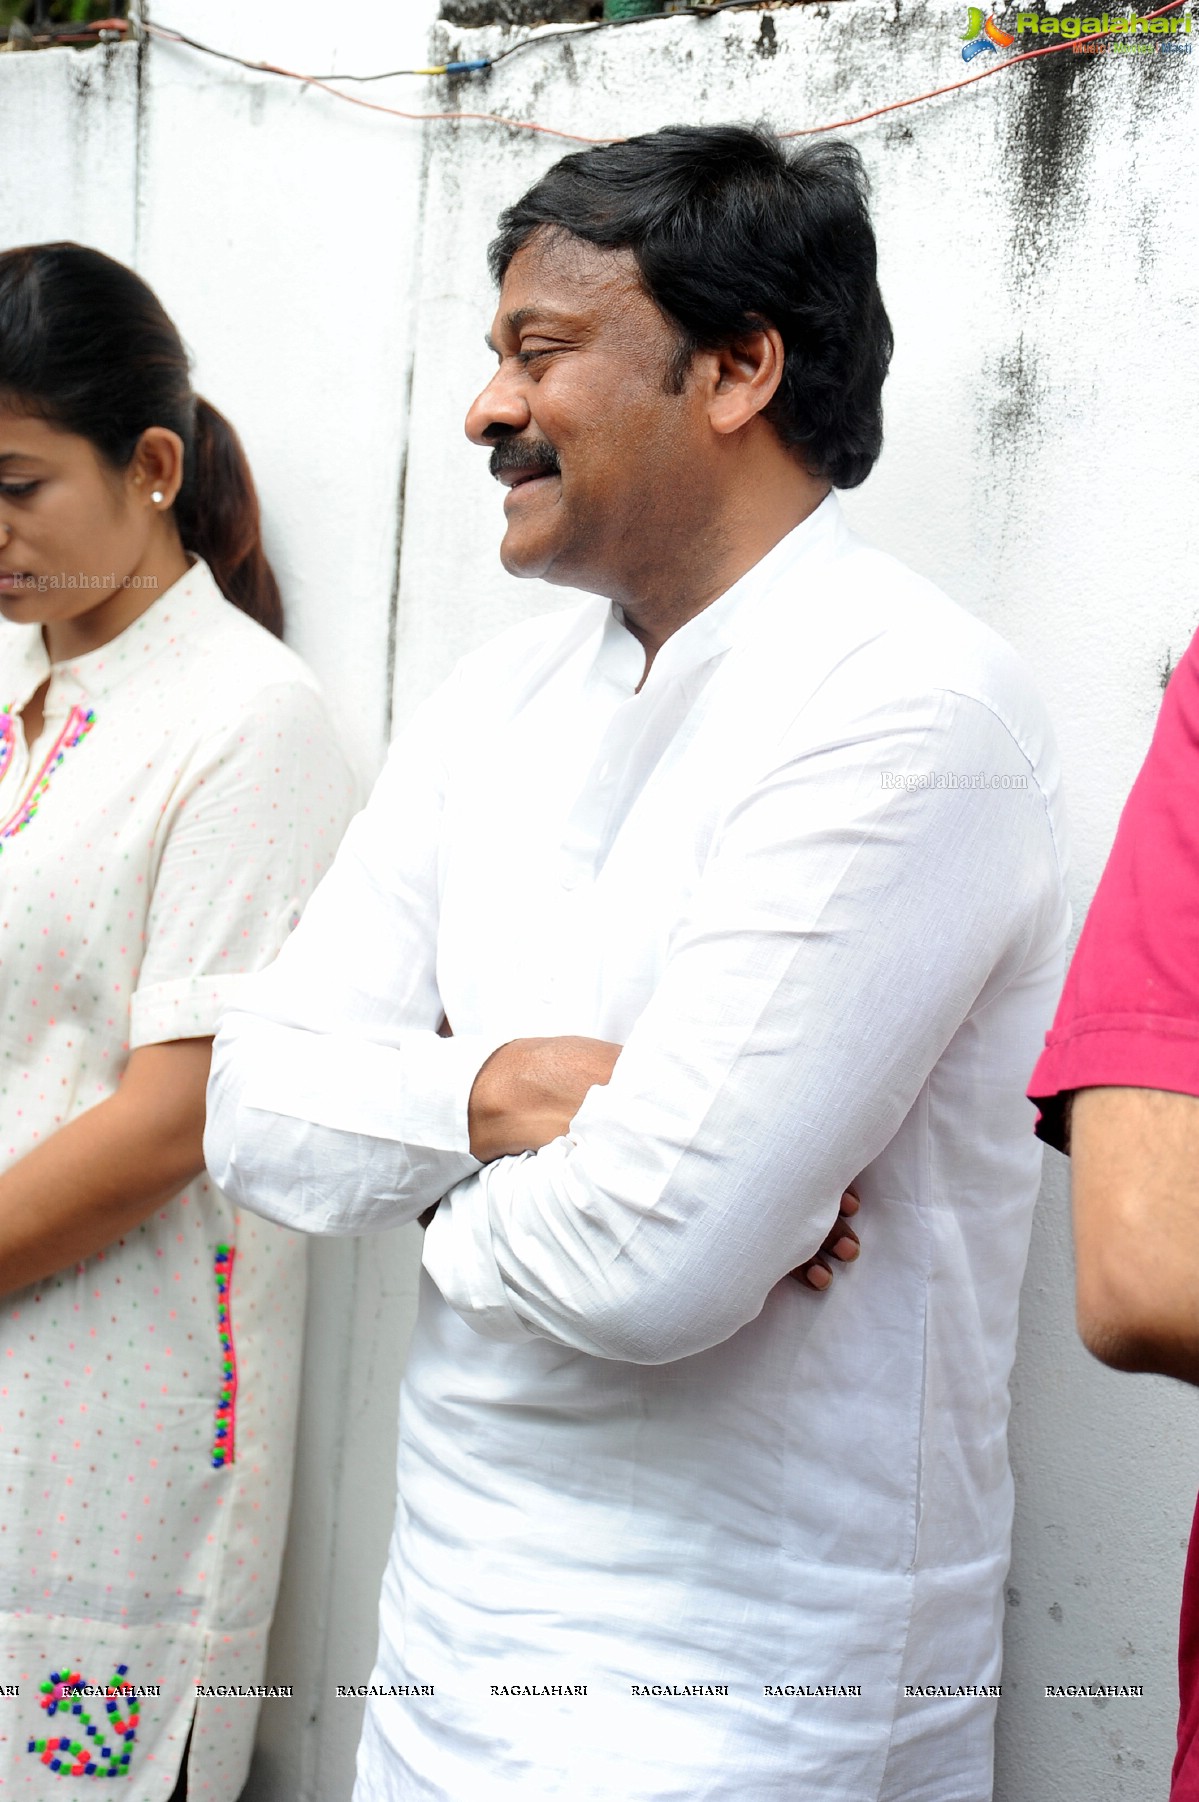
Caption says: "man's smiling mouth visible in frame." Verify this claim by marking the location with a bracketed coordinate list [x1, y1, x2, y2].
[498, 468, 559, 491]
[488, 437, 561, 495]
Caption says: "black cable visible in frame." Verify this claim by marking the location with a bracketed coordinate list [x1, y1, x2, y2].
[129, 3, 780, 83]
[486, 3, 778, 71]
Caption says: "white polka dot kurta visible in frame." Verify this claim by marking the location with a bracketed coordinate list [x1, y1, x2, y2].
[0, 562, 357, 1798]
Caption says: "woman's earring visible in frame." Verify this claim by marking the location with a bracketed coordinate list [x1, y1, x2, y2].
[151, 490, 165, 505]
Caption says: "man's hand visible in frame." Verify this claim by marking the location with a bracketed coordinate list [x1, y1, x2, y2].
[459, 1029, 861, 1292]
[792, 1188, 860, 1291]
[468, 1036, 623, 1162]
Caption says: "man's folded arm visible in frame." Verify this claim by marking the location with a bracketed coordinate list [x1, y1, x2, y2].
[424, 688, 1064, 1362]
[205, 1005, 502, 1234]
[204, 674, 506, 1233]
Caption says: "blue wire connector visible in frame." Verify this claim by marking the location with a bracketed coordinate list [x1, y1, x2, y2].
[444, 58, 492, 74]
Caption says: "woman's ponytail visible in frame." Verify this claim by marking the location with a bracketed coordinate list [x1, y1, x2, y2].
[174, 398, 283, 637]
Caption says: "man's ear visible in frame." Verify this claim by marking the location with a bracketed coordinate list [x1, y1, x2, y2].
[708, 322, 786, 437]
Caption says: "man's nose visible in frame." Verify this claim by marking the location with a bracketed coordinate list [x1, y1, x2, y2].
[464, 362, 531, 447]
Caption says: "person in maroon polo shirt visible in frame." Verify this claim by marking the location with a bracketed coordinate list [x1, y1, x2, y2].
[1029, 621, 1199, 1800]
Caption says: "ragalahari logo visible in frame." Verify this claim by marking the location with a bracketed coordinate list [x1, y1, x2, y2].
[960, 5, 1194, 55]
[961, 7, 1017, 56]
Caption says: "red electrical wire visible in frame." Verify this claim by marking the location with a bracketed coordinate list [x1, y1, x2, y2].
[782, 0, 1191, 136]
[141, 20, 618, 143]
[52, 3, 1195, 144]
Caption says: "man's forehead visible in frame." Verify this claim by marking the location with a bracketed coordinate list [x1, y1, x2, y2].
[486, 234, 643, 343]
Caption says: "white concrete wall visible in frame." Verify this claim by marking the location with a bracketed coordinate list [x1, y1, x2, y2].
[4, 4, 1199, 1798]
[2, 12, 438, 1797]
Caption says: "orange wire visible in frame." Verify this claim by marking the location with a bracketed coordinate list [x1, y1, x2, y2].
[141, 21, 619, 143]
[85, 4, 1193, 145]
[782, 0, 1190, 136]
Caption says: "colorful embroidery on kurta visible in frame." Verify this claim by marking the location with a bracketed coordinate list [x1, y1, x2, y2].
[0, 703, 95, 846]
[213, 1243, 238, 1467]
[27, 1664, 140, 1777]
[0, 710, 14, 785]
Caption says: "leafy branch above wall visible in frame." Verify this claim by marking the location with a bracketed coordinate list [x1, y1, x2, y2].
[1, 0, 128, 40]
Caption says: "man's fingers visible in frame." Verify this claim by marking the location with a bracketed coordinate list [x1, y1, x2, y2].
[790, 1187, 862, 1287]
[797, 1257, 832, 1290]
[791, 1241, 854, 1288]
[829, 1185, 861, 1257]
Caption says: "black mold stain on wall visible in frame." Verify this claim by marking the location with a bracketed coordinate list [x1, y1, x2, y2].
[1124, 50, 1187, 282]
[1159, 632, 1199, 692]
[757, 15, 780, 57]
[1007, 48, 1096, 277]
[986, 48, 1100, 462]
[986, 34, 1182, 470]
[65, 40, 134, 110]
[987, 335, 1043, 458]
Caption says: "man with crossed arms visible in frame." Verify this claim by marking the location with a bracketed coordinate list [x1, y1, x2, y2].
[206, 125, 1067, 1800]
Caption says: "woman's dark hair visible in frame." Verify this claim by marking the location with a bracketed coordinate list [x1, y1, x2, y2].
[0, 243, 283, 635]
[490, 125, 893, 491]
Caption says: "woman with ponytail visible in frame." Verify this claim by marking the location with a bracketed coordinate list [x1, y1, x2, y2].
[0, 244, 357, 1799]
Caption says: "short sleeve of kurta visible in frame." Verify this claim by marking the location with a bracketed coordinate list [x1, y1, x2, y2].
[130, 679, 356, 1048]
[1028, 621, 1199, 1149]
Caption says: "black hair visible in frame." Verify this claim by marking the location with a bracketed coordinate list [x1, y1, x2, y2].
[0, 242, 283, 634]
[489, 125, 893, 490]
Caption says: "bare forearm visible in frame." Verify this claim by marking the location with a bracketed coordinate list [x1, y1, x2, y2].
[462, 1033, 860, 1291]
[0, 1040, 210, 1295]
[468, 1036, 623, 1161]
[1072, 1085, 1199, 1385]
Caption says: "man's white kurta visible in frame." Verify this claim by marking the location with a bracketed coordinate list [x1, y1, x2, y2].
[207, 495, 1068, 1802]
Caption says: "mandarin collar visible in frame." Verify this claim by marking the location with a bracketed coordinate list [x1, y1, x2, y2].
[0, 617, 50, 712]
[43, 559, 225, 704]
[601, 490, 844, 696]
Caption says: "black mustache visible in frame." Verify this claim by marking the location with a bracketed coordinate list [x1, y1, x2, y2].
[488, 438, 561, 481]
